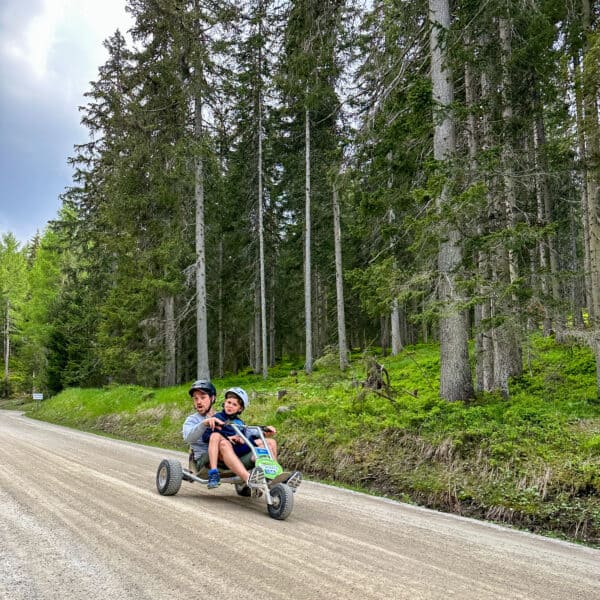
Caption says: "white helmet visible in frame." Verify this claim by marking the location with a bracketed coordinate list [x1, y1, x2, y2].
[224, 387, 249, 409]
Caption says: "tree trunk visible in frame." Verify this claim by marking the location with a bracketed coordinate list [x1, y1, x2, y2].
[533, 117, 552, 336]
[3, 300, 9, 397]
[532, 108, 562, 333]
[380, 316, 389, 357]
[570, 212, 585, 327]
[254, 279, 261, 374]
[386, 157, 402, 357]
[499, 18, 520, 291]
[256, 10, 268, 379]
[539, 117, 561, 326]
[164, 295, 176, 386]
[314, 271, 327, 355]
[257, 75, 268, 379]
[269, 265, 276, 367]
[492, 322, 512, 398]
[191, 1, 210, 381]
[332, 183, 349, 370]
[581, 0, 600, 323]
[218, 238, 224, 378]
[247, 320, 253, 373]
[494, 15, 522, 389]
[391, 300, 402, 355]
[194, 94, 210, 381]
[466, 49, 493, 392]
[429, 0, 474, 401]
[573, 50, 593, 318]
[304, 107, 313, 374]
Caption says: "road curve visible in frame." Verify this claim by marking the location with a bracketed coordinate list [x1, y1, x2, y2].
[0, 410, 598, 600]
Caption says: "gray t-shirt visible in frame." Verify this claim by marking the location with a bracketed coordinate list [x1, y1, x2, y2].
[182, 412, 210, 458]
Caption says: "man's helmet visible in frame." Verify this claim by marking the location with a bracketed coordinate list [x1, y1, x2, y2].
[224, 387, 249, 409]
[188, 379, 216, 398]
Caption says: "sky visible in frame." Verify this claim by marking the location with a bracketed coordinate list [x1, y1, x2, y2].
[0, 0, 134, 245]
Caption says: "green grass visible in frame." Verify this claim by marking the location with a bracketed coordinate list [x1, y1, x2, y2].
[11, 334, 600, 546]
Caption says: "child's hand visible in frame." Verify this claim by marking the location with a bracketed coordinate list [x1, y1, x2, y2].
[263, 426, 277, 436]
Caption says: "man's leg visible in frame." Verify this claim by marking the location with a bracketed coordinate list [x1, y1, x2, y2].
[253, 438, 278, 460]
[217, 438, 250, 482]
[266, 438, 278, 460]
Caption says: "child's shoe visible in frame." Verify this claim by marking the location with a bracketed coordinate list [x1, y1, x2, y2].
[207, 468, 220, 489]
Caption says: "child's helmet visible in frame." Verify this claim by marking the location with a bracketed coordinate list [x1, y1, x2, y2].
[188, 379, 217, 398]
[224, 387, 249, 409]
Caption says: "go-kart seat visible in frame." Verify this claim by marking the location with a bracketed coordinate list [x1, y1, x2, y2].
[188, 447, 237, 478]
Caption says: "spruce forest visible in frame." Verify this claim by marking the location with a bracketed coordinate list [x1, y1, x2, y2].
[1, 0, 600, 402]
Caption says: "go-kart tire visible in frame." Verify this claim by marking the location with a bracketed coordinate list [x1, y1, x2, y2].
[156, 459, 183, 496]
[235, 483, 252, 497]
[267, 483, 294, 520]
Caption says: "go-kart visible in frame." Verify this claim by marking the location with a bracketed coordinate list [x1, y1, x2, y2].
[156, 424, 302, 520]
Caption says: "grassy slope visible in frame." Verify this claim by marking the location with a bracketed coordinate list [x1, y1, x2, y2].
[12, 334, 600, 546]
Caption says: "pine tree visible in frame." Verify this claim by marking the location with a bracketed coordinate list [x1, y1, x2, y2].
[347, 0, 431, 351]
[0, 234, 28, 396]
[429, 0, 474, 401]
[19, 230, 62, 394]
[276, 0, 346, 372]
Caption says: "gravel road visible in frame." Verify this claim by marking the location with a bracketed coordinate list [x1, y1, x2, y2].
[0, 409, 598, 599]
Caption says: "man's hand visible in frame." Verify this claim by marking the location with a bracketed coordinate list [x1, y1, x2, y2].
[204, 417, 224, 430]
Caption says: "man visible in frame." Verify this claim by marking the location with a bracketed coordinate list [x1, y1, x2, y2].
[182, 379, 261, 487]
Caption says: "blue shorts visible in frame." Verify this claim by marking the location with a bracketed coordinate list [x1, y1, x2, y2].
[233, 442, 251, 457]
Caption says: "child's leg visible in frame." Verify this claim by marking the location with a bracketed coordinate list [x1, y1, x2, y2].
[217, 438, 250, 482]
[207, 432, 222, 469]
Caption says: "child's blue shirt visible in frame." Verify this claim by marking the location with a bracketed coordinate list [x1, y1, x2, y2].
[202, 411, 251, 456]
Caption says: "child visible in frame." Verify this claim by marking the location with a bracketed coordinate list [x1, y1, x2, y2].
[202, 387, 251, 488]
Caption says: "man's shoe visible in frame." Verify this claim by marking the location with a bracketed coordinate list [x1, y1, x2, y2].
[207, 468, 220, 489]
[286, 471, 302, 492]
[247, 467, 265, 488]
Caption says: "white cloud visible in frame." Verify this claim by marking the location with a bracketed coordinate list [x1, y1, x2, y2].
[20, 0, 68, 80]
[1, 0, 132, 103]
[0, 0, 134, 243]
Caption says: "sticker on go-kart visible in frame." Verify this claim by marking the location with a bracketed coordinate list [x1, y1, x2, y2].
[255, 456, 283, 479]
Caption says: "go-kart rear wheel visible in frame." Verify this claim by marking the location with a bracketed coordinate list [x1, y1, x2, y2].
[267, 483, 294, 520]
[235, 483, 252, 497]
[156, 459, 183, 496]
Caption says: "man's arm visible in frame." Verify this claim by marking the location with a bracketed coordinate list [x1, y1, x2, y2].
[182, 415, 207, 444]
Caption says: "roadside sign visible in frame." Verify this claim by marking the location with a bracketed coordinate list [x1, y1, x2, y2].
[32, 393, 44, 401]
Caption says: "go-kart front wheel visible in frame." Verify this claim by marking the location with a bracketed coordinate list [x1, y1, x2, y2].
[267, 483, 294, 520]
[156, 459, 183, 496]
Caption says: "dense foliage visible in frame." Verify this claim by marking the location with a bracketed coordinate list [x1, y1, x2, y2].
[1, 1, 599, 403]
